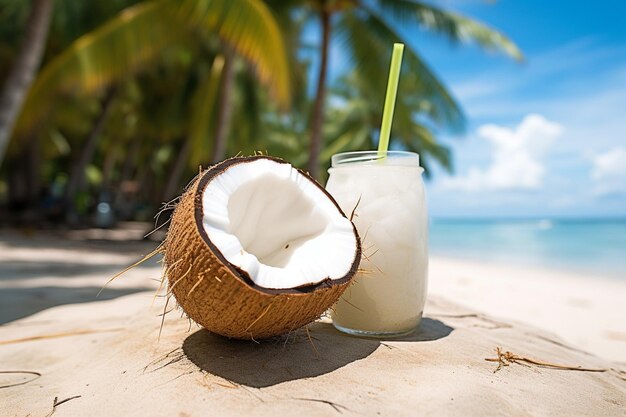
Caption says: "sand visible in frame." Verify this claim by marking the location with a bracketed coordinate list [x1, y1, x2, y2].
[1, 230, 625, 416]
[429, 256, 626, 363]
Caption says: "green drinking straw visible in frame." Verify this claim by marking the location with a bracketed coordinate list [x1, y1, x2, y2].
[377, 43, 404, 160]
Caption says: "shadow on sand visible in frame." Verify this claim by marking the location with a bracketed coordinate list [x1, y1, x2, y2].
[0, 260, 139, 281]
[392, 317, 454, 342]
[182, 318, 453, 388]
[0, 286, 151, 324]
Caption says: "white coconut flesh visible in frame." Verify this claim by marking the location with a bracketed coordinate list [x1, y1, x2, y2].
[201, 158, 358, 290]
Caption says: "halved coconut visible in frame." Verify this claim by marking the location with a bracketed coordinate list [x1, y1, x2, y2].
[164, 156, 361, 339]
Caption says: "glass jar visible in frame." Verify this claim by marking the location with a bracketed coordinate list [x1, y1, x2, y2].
[325, 151, 428, 337]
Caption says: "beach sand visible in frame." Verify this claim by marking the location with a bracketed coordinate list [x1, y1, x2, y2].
[429, 256, 626, 363]
[1, 230, 625, 416]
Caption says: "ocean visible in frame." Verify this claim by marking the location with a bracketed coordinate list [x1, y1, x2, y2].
[429, 218, 626, 279]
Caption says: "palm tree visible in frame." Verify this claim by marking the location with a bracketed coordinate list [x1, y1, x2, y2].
[303, 0, 523, 179]
[7, 0, 291, 165]
[256, 69, 453, 181]
[3, 0, 292, 217]
[0, 0, 55, 167]
[323, 70, 453, 176]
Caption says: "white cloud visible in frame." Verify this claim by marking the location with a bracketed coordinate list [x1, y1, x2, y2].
[443, 114, 563, 191]
[429, 38, 626, 216]
[591, 147, 626, 195]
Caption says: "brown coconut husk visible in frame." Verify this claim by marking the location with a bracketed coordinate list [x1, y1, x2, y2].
[163, 156, 361, 340]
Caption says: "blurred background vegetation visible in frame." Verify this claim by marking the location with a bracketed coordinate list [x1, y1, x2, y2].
[0, 0, 520, 228]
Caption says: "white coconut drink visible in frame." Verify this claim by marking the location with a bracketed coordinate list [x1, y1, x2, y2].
[163, 155, 361, 340]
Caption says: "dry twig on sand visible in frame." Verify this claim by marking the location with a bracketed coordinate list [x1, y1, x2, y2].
[0, 370, 41, 389]
[294, 397, 349, 414]
[45, 395, 81, 417]
[485, 347, 608, 373]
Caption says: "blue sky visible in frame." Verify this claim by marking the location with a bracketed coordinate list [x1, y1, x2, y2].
[421, 0, 626, 218]
[313, 0, 626, 218]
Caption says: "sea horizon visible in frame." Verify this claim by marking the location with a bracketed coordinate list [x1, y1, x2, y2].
[429, 217, 626, 279]
[431, 216, 626, 222]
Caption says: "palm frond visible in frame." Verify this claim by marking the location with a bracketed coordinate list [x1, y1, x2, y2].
[321, 100, 370, 160]
[188, 55, 224, 168]
[14, 0, 291, 139]
[178, 0, 291, 107]
[14, 1, 175, 137]
[376, 0, 523, 61]
[404, 123, 452, 176]
[337, 11, 465, 132]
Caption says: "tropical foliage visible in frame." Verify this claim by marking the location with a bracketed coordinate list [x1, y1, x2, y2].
[297, 0, 522, 177]
[0, 0, 521, 226]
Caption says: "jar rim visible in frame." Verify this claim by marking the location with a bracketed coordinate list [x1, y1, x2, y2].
[331, 150, 420, 167]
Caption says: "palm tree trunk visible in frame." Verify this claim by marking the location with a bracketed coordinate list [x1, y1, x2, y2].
[64, 88, 116, 213]
[210, 48, 236, 164]
[5, 134, 41, 224]
[113, 137, 141, 220]
[101, 146, 119, 188]
[163, 138, 191, 202]
[119, 138, 141, 186]
[25, 135, 41, 204]
[307, 7, 331, 179]
[0, 0, 54, 166]
[7, 153, 28, 210]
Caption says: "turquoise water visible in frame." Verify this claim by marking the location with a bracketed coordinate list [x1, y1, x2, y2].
[429, 219, 626, 279]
